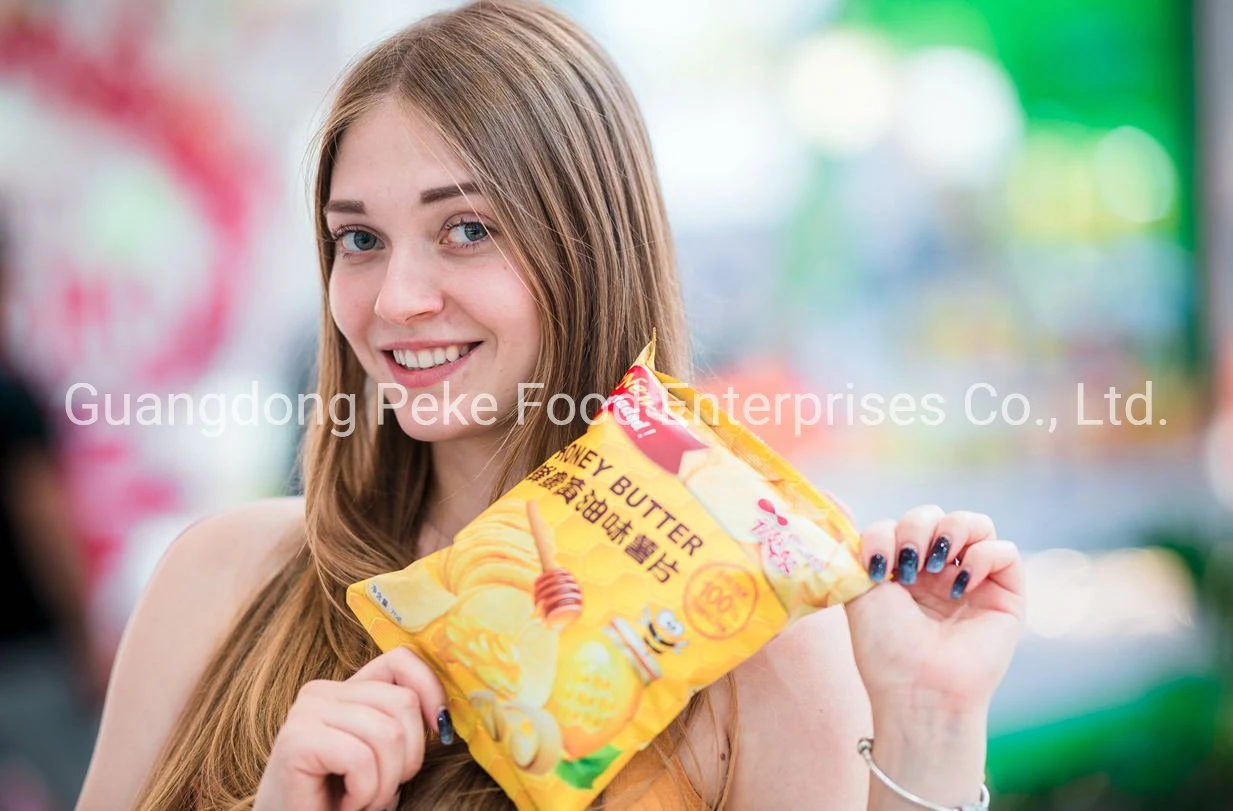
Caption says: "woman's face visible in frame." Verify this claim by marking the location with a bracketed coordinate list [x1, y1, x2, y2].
[326, 96, 542, 443]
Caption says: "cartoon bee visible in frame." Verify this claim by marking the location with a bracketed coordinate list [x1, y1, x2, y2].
[640, 607, 689, 656]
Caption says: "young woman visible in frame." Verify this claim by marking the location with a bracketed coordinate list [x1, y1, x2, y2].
[77, 2, 1024, 809]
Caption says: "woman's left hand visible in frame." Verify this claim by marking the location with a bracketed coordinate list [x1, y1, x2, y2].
[844, 506, 1025, 717]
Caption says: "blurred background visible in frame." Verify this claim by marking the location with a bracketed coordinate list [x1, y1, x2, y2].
[0, 0, 1231, 808]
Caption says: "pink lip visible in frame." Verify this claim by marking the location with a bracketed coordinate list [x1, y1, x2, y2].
[381, 342, 480, 389]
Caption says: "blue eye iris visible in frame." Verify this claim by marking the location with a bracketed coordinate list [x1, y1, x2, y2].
[448, 222, 489, 245]
[340, 230, 379, 252]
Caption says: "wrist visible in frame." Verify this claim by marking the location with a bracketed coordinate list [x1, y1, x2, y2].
[860, 737, 989, 811]
[869, 706, 987, 766]
[869, 686, 990, 727]
[865, 705, 988, 811]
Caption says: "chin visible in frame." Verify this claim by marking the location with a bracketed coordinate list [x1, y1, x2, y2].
[386, 398, 508, 445]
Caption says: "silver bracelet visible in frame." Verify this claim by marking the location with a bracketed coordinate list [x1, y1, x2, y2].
[857, 737, 990, 811]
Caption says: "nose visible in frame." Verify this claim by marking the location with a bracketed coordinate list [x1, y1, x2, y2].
[373, 247, 445, 324]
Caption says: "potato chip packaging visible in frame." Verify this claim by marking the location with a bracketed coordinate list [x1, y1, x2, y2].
[346, 337, 874, 810]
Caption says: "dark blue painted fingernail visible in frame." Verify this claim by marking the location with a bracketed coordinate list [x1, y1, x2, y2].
[868, 554, 887, 583]
[925, 536, 950, 573]
[437, 708, 456, 745]
[896, 547, 919, 585]
[951, 570, 971, 600]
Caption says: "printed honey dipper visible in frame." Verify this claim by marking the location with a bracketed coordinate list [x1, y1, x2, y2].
[526, 500, 583, 627]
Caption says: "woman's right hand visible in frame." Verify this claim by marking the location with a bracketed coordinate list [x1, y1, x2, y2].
[254, 646, 451, 811]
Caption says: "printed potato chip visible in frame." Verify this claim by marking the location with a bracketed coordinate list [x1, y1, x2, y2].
[346, 336, 874, 810]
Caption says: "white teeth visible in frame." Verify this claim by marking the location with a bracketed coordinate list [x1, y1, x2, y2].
[391, 343, 475, 370]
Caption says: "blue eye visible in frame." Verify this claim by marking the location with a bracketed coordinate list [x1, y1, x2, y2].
[337, 229, 381, 252]
[445, 221, 490, 247]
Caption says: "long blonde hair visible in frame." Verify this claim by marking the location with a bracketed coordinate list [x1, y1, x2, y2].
[136, 1, 731, 808]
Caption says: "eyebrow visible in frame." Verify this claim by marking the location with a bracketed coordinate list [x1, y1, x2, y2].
[324, 182, 482, 215]
[420, 181, 481, 205]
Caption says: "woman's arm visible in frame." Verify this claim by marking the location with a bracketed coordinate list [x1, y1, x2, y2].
[720, 506, 1022, 810]
[720, 605, 874, 808]
[76, 498, 304, 811]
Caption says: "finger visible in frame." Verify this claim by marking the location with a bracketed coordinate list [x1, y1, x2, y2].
[334, 681, 427, 783]
[320, 701, 407, 809]
[289, 681, 421, 807]
[949, 539, 1023, 602]
[859, 519, 897, 583]
[893, 504, 945, 586]
[286, 723, 380, 811]
[925, 511, 996, 574]
[351, 647, 449, 737]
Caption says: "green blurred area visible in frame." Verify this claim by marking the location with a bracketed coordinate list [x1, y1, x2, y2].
[985, 525, 1233, 808]
[789, 0, 1203, 376]
[842, 0, 1194, 251]
[848, 0, 1193, 367]
[988, 674, 1223, 808]
[821, 2, 1228, 807]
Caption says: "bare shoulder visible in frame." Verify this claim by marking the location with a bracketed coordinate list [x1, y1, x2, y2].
[77, 496, 306, 811]
[680, 606, 872, 809]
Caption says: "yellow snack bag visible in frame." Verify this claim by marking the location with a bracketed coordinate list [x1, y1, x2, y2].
[347, 338, 874, 810]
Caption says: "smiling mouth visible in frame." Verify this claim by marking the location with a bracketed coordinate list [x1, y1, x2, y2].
[387, 342, 481, 371]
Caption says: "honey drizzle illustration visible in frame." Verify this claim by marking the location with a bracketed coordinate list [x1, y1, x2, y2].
[526, 501, 583, 627]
